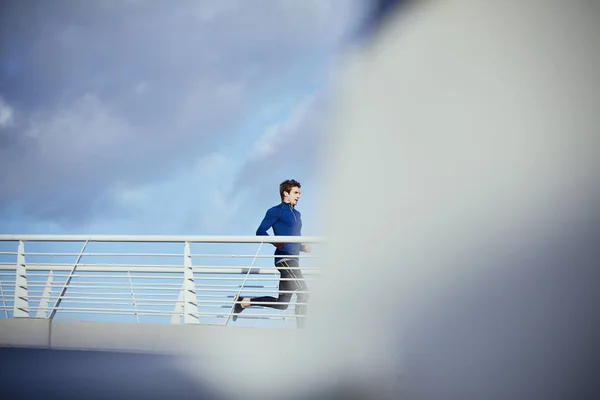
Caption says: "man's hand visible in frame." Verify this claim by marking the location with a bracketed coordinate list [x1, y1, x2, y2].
[273, 243, 284, 249]
[301, 244, 311, 253]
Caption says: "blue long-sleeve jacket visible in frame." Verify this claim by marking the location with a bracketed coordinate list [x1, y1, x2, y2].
[256, 202, 303, 265]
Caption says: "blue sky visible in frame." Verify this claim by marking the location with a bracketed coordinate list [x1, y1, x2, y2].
[0, 0, 371, 237]
[0, 0, 376, 326]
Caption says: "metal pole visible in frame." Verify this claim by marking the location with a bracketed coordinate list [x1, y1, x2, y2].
[48, 241, 88, 320]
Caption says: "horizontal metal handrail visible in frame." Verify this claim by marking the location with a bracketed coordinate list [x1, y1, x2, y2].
[16, 278, 314, 286]
[0, 307, 309, 316]
[0, 266, 320, 275]
[4, 299, 309, 307]
[0, 234, 323, 243]
[0, 263, 319, 270]
[14, 273, 316, 281]
[0, 309, 306, 321]
[1, 252, 319, 258]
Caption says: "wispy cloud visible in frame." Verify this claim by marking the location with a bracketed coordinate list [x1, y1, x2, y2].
[0, 96, 14, 128]
[249, 96, 316, 161]
[0, 0, 360, 229]
[230, 92, 332, 208]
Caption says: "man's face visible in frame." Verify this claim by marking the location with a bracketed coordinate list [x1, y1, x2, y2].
[284, 186, 301, 206]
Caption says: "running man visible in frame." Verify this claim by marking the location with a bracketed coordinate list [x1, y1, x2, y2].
[232, 179, 311, 328]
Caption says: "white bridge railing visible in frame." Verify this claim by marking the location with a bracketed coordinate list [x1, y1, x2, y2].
[0, 235, 323, 329]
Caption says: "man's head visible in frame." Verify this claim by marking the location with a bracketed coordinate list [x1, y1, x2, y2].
[280, 179, 301, 206]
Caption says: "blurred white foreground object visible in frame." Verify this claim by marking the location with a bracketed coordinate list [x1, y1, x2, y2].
[181, 1, 600, 399]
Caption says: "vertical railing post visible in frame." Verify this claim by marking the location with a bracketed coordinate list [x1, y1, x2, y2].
[36, 270, 54, 318]
[170, 286, 184, 324]
[13, 240, 29, 318]
[182, 242, 199, 324]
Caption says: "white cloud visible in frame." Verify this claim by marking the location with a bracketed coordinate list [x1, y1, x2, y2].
[249, 95, 316, 161]
[94, 151, 244, 232]
[189, 152, 245, 229]
[24, 93, 133, 154]
[195, 1, 241, 22]
[0, 0, 362, 226]
[0, 96, 14, 128]
[228, 90, 332, 208]
[135, 81, 148, 95]
[193, 152, 229, 176]
[112, 185, 149, 206]
[0, 93, 143, 222]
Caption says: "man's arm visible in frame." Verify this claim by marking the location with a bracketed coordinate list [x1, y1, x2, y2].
[256, 207, 283, 248]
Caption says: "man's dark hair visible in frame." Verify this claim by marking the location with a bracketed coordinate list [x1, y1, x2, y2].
[279, 179, 301, 201]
